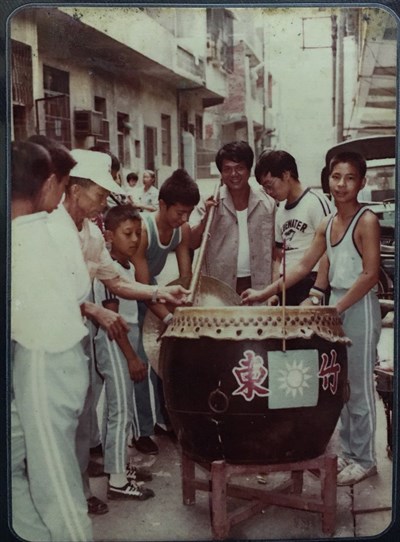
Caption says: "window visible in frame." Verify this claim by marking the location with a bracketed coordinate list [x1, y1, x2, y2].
[181, 111, 189, 132]
[94, 96, 107, 118]
[94, 96, 110, 148]
[195, 115, 203, 140]
[161, 114, 171, 166]
[37, 65, 71, 148]
[117, 112, 131, 166]
[144, 126, 157, 172]
[12, 40, 33, 142]
[12, 40, 33, 107]
[43, 65, 69, 96]
[135, 140, 141, 158]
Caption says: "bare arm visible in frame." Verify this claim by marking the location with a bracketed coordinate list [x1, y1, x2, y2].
[175, 223, 193, 279]
[335, 211, 380, 314]
[272, 246, 282, 282]
[101, 299, 147, 382]
[81, 301, 129, 340]
[299, 253, 330, 306]
[105, 222, 189, 303]
[130, 227, 151, 284]
[241, 219, 329, 304]
[102, 276, 189, 304]
[130, 226, 173, 320]
[312, 253, 330, 291]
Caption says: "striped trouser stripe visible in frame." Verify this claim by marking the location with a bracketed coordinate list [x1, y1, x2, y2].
[105, 339, 128, 473]
[362, 294, 377, 463]
[32, 351, 87, 542]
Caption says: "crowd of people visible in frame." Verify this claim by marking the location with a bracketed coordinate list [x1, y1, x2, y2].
[10, 137, 382, 541]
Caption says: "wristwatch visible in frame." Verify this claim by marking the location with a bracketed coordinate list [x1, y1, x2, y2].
[309, 295, 321, 306]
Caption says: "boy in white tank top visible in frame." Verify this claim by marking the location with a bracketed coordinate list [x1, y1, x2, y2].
[242, 151, 381, 487]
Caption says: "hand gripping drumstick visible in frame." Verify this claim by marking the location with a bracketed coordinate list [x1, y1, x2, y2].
[186, 183, 220, 306]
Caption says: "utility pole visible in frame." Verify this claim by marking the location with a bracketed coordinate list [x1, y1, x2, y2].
[336, 10, 345, 142]
[244, 54, 255, 151]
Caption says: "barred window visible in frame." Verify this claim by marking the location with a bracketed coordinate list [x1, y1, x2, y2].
[11, 40, 33, 107]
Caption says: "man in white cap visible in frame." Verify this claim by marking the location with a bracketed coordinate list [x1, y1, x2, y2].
[48, 149, 189, 513]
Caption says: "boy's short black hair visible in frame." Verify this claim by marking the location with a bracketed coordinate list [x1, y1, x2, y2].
[215, 141, 254, 173]
[104, 203, 142, 232]
[255, 149, 299, 183]
[158, 169, 200, 207]
[127, 172, 139, 182]
[28, 134, 76, 180]
[12, 140, 52, 199]
[329, 151, 367, 179]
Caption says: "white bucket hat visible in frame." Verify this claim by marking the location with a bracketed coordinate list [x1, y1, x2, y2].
[69, 149, 126, 195]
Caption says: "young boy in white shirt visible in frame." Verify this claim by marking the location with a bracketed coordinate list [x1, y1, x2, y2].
[93, 204, 155, 500]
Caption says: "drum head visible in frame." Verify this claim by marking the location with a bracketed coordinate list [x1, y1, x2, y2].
[143, 276, 241, 376]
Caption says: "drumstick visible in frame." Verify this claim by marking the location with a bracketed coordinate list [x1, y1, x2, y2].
[282, 239, 287, 352]
[186, 182, 220, 306]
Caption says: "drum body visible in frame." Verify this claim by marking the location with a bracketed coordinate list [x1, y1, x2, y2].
[161, 306, 349, 465]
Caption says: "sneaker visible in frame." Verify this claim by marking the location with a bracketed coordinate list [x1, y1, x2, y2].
[107, 481, 155, 501]
[337, 456, 352, 473]
[126, 463, 153, 482]
[131, 436, 159, 455]
[337, 462, 377, 486]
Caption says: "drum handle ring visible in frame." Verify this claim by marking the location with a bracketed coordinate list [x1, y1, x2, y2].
[208, 388, 229, 413]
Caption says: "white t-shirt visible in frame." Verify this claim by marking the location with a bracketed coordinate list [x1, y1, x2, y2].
[236, 208, 251, 277]
[47, 204, 91, 304]
[12, 212, 88, 353]
[275, 188, 333, 273]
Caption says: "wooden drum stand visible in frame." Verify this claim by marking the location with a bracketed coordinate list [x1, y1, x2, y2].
[181, 452, 338, 540]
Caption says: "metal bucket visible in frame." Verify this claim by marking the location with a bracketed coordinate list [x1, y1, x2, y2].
[161, 305, 350, 465]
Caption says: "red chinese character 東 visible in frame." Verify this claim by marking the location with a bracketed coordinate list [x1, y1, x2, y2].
[232, 350, 269, 401]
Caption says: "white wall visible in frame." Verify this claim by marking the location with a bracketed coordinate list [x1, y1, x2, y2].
[264, 8, 338, 185]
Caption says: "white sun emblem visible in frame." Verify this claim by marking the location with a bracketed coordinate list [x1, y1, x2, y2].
[277, 358, 313, 397]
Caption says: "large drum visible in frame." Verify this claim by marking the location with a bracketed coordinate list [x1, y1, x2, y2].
[161, 306, 350, 465]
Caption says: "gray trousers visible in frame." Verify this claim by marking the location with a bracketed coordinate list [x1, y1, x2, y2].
[95, 325, 141, 473]
[75, 321, 104, 499]
[11, 397, 51, 541]
[12, 343, 92, 541]
[331, 288, 381, 469]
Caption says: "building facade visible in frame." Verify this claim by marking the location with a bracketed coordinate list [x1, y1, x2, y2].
[10, 6, 232, 184]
